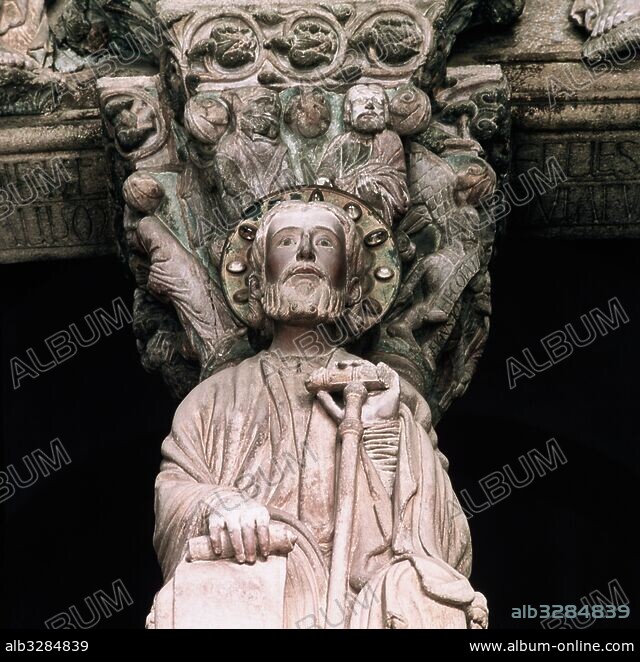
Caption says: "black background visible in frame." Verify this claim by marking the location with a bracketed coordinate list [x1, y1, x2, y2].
[1, 232, 638, 629]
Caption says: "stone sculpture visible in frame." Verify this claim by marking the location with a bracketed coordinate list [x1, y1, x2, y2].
[284, 87, 331, 139]
[0, 0, 49, 68]
[570, 0, 640, 61]
[147, 195, 487, 629]
[92, 0, 526, 630]
[214, 87, 295, 217]
[316, 84, 409, 227]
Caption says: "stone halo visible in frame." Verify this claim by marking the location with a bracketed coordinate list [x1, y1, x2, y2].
[221, 186, 401, 332]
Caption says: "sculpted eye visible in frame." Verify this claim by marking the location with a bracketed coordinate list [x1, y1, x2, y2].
[316, 236, 334, 248]
[279, 237, 296, 247]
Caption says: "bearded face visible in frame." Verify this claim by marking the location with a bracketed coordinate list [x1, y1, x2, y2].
[346, 85, 387, 134]
[262, 266, 346, 324]
[261, 205, 350, 326]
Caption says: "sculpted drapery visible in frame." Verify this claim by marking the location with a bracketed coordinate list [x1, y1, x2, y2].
[154, 348, 479, 628]
[90, 0, 527, 630]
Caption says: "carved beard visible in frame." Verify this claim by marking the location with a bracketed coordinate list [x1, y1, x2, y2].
[351, 112, 385, 134]
[262, 275, 346, 324]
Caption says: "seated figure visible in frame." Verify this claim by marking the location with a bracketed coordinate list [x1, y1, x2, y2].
[148, 200, 487, 629]
[317, 85, 410, 227]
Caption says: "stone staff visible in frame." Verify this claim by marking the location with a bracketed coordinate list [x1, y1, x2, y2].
[306, 364, 389, 628]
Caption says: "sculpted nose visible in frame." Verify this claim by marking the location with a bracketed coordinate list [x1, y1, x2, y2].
[365, 99, 374, 109]
[296, 231, 315, 261]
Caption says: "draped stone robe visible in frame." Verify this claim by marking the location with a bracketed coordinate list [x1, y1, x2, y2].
[317, 130, 410, 226]
[214, 130, 294, 216]
[154, 347, 477, 628]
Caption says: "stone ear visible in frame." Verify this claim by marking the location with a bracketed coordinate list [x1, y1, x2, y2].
[248, 272, 262, 299]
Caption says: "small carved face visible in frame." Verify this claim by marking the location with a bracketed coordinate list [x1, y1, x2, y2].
[262, 205, 348, 323]
[240, 90, 282, 139]
[284, 88, 331, 139]
[345, 85, 387, 134]
[184, 95, 229, 145]
[104, 96, 156, 153]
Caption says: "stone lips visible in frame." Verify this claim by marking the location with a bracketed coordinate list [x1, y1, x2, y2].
[221, 186, 401, 333]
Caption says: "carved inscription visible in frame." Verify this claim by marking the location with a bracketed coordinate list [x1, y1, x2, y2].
[513, 134, 640, 236]
[0, 152, 114, 262]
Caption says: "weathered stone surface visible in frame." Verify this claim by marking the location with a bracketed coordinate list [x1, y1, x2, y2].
[452, 0, 640, 238]
[0, 0, 50, 69]
[150, 555, 289, 629]
[570, 0, 640, 62]
[157, 0, 437, 89]
[89, 0, 526, 629]
[0, 109, 114, 262]
[96, 0, 512, 415]
[511, 128, 640, 239]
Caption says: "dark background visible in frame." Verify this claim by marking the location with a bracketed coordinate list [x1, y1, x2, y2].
[1, 232, 638, 629]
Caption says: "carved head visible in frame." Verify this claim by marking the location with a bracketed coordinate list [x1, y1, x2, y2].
[247, 201, 366, 327]
[184, 94, 230, 145]
[343, 84, 389, 134]
[238, 88, 282, 140]
[284, 87, 331, 139]
[103, 96, 156, 153]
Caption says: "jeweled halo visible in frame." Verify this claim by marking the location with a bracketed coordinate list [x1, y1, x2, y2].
[221, 186, 401, 334]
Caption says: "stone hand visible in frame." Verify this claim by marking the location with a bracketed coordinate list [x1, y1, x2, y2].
[593, 0, 637, 36]
[0, 47, 38, 70]
[316, 360, 400, 427]
[355, 175, 381, 203]
[206, 490, 271, 564]
[136, 216, 210, 308]
[466, 591, 489, 629]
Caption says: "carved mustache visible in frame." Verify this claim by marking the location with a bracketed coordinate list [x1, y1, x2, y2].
[280, 263, 328, 282]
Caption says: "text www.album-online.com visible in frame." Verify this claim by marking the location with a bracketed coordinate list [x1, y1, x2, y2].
[469, 641, 634, 653]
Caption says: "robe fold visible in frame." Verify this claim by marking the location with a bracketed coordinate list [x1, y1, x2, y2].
[317, 130, 410, 226]
[154, 348, 476, 628]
